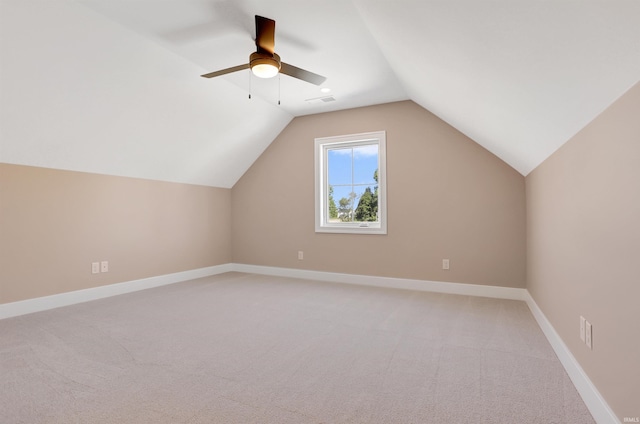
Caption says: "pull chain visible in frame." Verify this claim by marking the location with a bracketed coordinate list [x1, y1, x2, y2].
[248, 70, 252, 99]
[278, 73, 281, 105]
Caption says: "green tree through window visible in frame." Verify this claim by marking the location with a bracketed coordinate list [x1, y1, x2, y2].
[328, 186, 338, 219]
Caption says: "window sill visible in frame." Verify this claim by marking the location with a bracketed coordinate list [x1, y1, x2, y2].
[315, 225, 387, 235]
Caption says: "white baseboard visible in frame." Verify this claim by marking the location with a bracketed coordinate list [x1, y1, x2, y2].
[524, 291, 620, 424]
[0, 264, 233, 320]
[232, 263, 527, 301]
[0, 263, 526, 320]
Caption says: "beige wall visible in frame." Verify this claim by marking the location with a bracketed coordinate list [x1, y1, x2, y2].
[0, 164, 231, 304]
[232, 101, 526, 288]
[527, 82, 640, 421]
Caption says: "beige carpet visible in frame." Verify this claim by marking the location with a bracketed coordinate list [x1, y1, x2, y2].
[1, 272, 595, 423]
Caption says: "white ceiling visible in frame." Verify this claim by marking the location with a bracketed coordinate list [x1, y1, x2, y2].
[1, 0, 639, 187]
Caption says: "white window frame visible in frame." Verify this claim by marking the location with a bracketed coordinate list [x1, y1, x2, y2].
[314, 131, 387, 234]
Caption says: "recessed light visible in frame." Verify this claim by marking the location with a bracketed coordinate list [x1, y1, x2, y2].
[320, 87, 331, 93]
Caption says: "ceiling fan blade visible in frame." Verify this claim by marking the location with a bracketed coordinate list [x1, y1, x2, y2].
[280, 62, 326, 86]
[201, 64, 249, 78]
[255, 15, 275, 54]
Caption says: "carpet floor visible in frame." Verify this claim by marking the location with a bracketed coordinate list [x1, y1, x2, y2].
[1, 272, 595, 423]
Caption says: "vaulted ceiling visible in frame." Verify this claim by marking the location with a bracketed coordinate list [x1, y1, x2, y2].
[2, 0, 639, 188]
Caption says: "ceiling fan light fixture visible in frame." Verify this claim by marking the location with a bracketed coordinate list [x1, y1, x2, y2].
[252, 63, 279, 78]
[250, 52, 281, 78]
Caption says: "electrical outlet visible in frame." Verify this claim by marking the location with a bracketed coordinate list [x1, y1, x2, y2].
[585, 321, 592, 349]
[580, 316, 586, 342]
[298, 251, 304, 260]
[101, 261, 109, 273]
[92, 262, 100, 274]
[442, 259, 450, 270]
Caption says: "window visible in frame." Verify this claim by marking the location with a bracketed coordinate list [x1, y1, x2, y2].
[315, 131, 387, 234]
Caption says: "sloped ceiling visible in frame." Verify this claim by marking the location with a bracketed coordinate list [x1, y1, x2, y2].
[1, 0, 639, 188]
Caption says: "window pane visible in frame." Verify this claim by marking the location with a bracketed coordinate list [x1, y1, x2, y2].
[331, 185, 354, 222]
[353, 145, 378, 185]
[352, 185, 378, 222]
[327, 148, 352, 186]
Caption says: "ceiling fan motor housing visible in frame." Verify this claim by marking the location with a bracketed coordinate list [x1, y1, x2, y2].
[250, 52, 281, 78]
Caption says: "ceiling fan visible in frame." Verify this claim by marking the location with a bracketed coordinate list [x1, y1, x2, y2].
[201, 15, 326, 86]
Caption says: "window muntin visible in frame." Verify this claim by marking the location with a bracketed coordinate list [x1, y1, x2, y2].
[315, 131, 386, 234]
